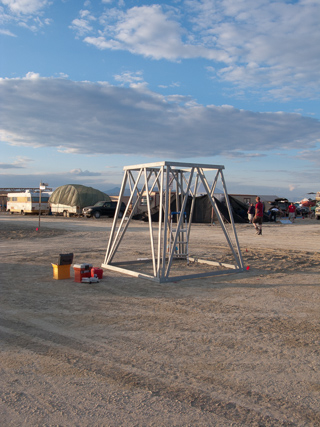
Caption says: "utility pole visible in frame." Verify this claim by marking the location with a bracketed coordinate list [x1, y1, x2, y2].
[38, 182, 48, 230]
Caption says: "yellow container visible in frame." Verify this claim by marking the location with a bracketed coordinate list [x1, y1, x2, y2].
[52, 263, 71, 280]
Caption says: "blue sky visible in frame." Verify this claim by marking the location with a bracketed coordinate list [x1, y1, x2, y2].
[1, 0, 320, 200]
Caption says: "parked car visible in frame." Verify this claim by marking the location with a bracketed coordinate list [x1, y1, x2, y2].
[83, 201, 126, 218]
[271, 198, 289, 214]
[296, 206, 310, 216]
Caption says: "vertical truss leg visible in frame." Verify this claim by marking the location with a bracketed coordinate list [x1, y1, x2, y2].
[197, 167, 242, 269]
[161, 166, 170, 279]
[144, 167, 156, 276]
[165, 168, 194, 278]
[188, 172, 199, 241]
[220, 170, 244, 269]
[105, 168, 144, 265]
[104, 170, 128, 265]
[156, 166, 164, 278]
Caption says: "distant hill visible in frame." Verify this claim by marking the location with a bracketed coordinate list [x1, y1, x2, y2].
[104, 187, 132, 196]
[105, 185, 223, 197]
[104, 187, 121, 196]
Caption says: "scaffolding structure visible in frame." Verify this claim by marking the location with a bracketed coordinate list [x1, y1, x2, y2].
[101, 161, 244, 282]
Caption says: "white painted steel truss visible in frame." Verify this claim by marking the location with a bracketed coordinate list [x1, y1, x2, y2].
[101, 161, 244, 282]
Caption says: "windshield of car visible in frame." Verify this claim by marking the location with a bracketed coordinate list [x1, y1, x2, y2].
[94, 201, 106, 207]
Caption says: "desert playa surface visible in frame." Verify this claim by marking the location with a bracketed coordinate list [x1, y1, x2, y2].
[0, 213, 319, 426]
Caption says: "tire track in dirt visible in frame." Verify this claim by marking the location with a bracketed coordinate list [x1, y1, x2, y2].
[1, 317, 319, 426]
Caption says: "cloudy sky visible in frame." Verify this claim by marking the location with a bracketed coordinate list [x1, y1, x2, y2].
[1, 0, 320, 199]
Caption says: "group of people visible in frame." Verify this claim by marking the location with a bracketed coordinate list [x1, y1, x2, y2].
[268, 203, 297, 222]
[247, 198, 298, 236]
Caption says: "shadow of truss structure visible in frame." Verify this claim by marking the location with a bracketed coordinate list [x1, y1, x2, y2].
[101, 161, 244, 283]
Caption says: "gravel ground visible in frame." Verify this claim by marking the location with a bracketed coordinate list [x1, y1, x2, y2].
[0, 213, 319, 426]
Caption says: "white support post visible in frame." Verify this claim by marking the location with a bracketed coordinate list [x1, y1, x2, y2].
[219, 170, 244, 269]
[197, 167, 240, 267]
[188, 172, 199, 241]
[104, 170, 128, 264]
[144, 167, 156, 276]
[161, 165, 170, 278]
[105, 168, 143, 264]
[156, 165, 164, 278]
[165, 167, 194, 279]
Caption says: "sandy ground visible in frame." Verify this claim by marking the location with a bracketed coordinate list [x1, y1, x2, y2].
[0, 213, 319, 426]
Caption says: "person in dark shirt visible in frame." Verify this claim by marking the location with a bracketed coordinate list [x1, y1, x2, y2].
[253, 196, 263, 235]
[247, 203, 255, 223]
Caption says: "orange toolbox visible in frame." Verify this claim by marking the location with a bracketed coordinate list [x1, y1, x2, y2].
[73, 263, 93, 282]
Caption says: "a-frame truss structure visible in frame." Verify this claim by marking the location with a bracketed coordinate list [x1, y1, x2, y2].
[102, 161, 244, 282]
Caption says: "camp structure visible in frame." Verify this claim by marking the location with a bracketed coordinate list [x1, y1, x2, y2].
[102, 161, 244, 283]
[133, 193, 250, 224]
[49, 184, 110, 217]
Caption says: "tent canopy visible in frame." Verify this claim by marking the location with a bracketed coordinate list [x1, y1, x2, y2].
[133, 194, 255, 223]
[49, 184, 110, 208]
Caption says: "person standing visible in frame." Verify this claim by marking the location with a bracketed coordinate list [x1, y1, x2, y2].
[270, 206, 279, 222]
[288, 202, 296, 222]
[247, 203, 255, 223]
[253, 196, 264, 235]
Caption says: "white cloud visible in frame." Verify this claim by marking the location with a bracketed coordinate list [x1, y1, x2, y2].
[0, 27, 16, 36]
[296, 148, 320, 166]
[0, 0, 51, 32]
[70, 168, 101, 176]
[1, 76, 320, 160]
[1, 0, 49, 14]
[79, 9, 93, 19]
[69, 17, 93, 36]
[113, 70, 146, 88]
[24, 71, 40, 79]
[83, 5, 228, 62]
[187, 0, 320, 98]
[2, 1, 319, 99]
[69, 9, 96, 36]
[0, 156, 32, 169]
[55, 72, 69, 78]
[77, 1, 320, 99]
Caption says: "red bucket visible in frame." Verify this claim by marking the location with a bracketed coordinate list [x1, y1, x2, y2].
[91, 267, 103, 279]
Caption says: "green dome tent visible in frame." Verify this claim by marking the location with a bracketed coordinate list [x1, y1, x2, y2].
[49, 184, 110, 217]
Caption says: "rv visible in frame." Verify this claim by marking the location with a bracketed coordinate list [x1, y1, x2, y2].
[6, 190, 52, 215]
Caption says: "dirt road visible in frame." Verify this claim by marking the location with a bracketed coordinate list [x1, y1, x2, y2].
[0, 214, 319, 425]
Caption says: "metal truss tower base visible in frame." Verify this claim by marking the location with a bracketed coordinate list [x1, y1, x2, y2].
[101, 161, 244, 283]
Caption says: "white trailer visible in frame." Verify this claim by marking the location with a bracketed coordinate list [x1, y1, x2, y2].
[50, 203, 81, 217]
[7, 190, 52, 215]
